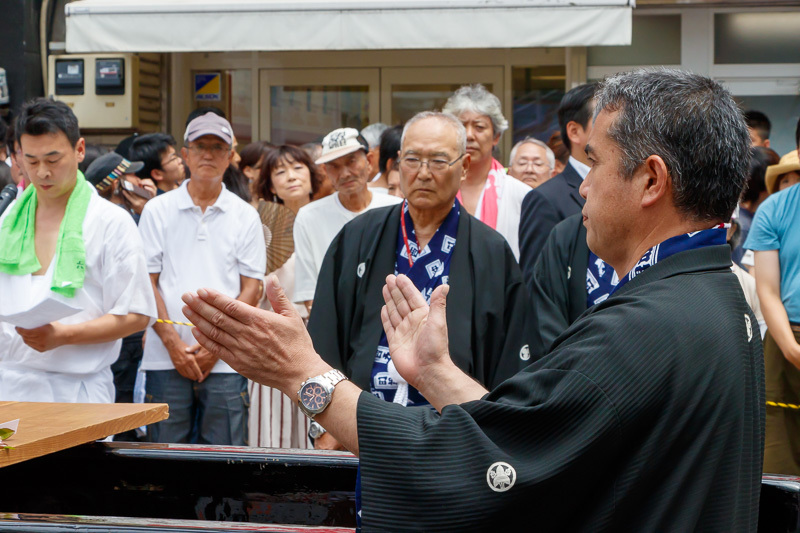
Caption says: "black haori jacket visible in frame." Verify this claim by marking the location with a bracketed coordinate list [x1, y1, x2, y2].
[357, 244, 765, 532]
[307, 203, 537, 394]
[530, 212, 589, 356]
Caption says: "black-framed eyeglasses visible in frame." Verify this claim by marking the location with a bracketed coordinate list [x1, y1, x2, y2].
[399, 153, 465, 174]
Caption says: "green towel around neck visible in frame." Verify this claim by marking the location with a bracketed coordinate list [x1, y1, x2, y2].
[0, 171, 92, 298]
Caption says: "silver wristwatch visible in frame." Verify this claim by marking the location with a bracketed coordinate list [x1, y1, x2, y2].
[297, 369, 348, 419]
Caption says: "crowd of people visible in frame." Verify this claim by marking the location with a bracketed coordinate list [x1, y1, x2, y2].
[0, 67, 798, 526]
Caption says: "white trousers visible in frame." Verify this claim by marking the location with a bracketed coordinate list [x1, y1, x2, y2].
[0, 364, 114, 403]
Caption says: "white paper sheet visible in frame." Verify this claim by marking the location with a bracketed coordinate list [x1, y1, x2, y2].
[0, 298, 81, 329]
[0, 418, 20, 447]
[0, 419, 19, 433]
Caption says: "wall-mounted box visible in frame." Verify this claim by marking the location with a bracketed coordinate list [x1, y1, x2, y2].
[55, 58, 85, 96]
[95, 58, 125, 96]
[48, 54, 139, 129]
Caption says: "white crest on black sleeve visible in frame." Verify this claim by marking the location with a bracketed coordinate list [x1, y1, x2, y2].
[487, 461, 516, 492]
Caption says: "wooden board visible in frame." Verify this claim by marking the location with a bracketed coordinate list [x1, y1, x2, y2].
[0, 401, 169, 468]
[0, 513, 355, 532]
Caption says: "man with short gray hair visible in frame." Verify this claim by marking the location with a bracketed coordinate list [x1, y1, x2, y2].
[182, 69, 763, 531]
[361, 122, 389, 184]
[508, 138, 556, 188]
[305, 111, 534, 450]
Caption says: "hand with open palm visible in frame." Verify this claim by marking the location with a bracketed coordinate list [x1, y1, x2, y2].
[380, 274, 452, 392]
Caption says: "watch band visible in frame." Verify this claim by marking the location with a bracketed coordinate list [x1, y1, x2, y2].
[322, 369, 347, 389]
[309, 420, 327, 441]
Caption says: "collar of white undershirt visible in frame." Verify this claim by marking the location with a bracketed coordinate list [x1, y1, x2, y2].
[568, 156, 591, 180]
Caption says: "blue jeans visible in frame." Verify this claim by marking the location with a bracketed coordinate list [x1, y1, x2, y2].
[144, 370, 249, 445]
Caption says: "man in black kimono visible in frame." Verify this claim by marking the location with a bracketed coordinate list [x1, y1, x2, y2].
[529, 212, 588, 356]
[307, 110, 535, 449]
[181, 69, 765, 532]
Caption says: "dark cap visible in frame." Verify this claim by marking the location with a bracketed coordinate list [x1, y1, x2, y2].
[85, 152, 144, 192]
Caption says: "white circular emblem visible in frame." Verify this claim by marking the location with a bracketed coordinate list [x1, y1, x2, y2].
[519, 344, 530, 361]
[744, 314, 753, 342]
[487, 461, 516, 492]
[357, 262, 366, 278]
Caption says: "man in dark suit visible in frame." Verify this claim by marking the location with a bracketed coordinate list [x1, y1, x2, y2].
[518, 83, 597, 291]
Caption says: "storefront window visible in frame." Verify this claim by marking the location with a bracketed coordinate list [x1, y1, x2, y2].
[588, 15, 681, 67]
[715, 12, 800, 65]
[512, 66, 565, 145]
[270, 85, 370, 146]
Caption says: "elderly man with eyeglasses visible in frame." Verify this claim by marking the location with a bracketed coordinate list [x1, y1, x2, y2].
[508, 138, 557, 188]
[304, 111, 536, 452]
[137, 113, 266, 445]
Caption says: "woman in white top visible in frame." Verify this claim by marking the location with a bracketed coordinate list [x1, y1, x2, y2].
[442, 84, 531, 259]
[248, 144, 323, 448]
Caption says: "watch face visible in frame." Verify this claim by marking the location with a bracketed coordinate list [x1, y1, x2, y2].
[300, 381, 329, 413]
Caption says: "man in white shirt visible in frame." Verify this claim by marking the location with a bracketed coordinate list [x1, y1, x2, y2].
[138, 113, 265, 445]
[0, 98, 155, 403]
[294, 128, 401, 310]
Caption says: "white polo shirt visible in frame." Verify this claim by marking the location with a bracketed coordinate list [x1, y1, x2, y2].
[0, 184, 157, 402]
[138, 181, 266, 373]
[294, 191, 401, 302]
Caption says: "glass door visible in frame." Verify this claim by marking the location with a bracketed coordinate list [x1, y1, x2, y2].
[259, 69, 380, 145]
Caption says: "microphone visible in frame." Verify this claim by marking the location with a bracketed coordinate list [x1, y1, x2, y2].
[0, 184, 18, 219]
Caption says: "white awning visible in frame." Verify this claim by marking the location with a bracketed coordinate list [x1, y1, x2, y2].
[66, 0, 633, 53]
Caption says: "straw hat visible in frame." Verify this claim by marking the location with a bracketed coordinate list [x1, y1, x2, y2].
[765, 150, 800, 194]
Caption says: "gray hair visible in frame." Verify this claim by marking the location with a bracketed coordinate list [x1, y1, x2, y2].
[442, 84, 508, 137]
[509, 138, 555, 169]
[401, 111, 467, 155]
[361, 123, 389, 149]
[594, 68, 750, 223]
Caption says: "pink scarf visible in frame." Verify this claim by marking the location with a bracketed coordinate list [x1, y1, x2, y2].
[457, 158, 503, 230]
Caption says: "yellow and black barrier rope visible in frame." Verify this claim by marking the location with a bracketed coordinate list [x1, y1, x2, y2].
[156, 318, 195, 327]
[767, 401, 800, 410]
